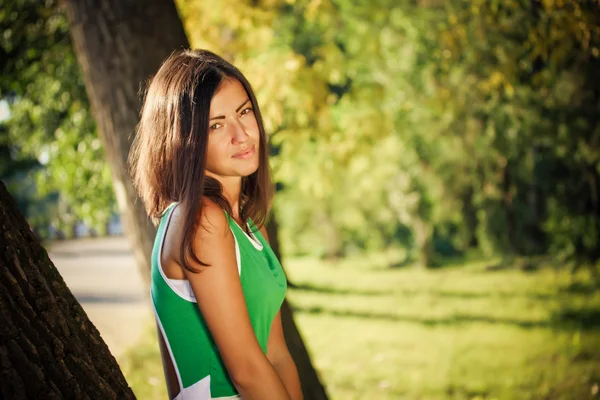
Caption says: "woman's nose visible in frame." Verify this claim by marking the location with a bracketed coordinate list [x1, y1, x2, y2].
[230, 117, 249, 144]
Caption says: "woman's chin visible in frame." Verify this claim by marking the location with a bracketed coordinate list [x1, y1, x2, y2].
[232, 163, 259, 177]
[237, 159, 260, 177]
[242, 165, 260, 177]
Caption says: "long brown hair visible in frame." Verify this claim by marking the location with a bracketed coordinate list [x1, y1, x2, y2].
[128, 49, 273, 272]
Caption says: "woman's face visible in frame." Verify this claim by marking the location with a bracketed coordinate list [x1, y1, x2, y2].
[205, 78, 260, 181]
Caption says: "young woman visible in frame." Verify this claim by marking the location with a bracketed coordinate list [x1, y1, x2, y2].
[129, 49, 302, 400]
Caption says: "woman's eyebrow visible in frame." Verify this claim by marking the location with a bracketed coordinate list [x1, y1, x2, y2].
[209, 99, 251, 120]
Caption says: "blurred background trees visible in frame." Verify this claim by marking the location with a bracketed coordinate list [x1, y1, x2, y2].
[1, 0, 114, 238]
[2, 0, 599, 276]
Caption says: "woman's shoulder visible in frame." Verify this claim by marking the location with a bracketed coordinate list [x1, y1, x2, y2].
[166, 198, 229, 240]
[196, 198, 230, 238]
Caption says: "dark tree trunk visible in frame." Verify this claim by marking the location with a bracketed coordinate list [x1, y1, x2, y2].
[62, 1, 328, 397]
[502, 165, 517, 253]
[268, 216, 329, 398]
[266, 215, 283, 262]
[0, 181, 135, 400]
[266, 212, 297, 288]
[280, 300, 329, 400]
[62, 0, 190, 283]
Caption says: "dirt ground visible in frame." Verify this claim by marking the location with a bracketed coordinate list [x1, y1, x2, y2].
[48, 236, 151, 358]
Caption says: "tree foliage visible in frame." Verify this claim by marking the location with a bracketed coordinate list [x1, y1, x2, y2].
[0, 0, 115, 236]
[2, 0, 599, 272]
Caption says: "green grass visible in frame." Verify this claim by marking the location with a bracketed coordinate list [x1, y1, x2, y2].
[119, 254, 600, 399]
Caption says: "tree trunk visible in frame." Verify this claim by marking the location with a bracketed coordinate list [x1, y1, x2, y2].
[414, 218, 434, 267]
[266, 215, 283, 263]
[502, 165, 517, 254]
[0, 181, 135, 400]
[62, 0, 190, 283]
[267, 216, 329, 398]
[63, 1, 328, 397]
[280, 300, 329, 400]
[266, 211, 297, 288]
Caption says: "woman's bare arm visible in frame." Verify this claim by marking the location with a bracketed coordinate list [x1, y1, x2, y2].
[260, 225, 303, 400]
[182, 201, 290, 400]
[267, 311, 303, 400]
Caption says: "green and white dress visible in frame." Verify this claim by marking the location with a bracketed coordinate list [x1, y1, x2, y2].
[151, 203, 287, 399]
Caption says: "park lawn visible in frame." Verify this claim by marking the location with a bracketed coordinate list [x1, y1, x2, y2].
[119, 253, 600, 400]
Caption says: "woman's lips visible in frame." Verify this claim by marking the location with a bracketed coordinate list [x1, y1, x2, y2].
[233, 145, 255, 159]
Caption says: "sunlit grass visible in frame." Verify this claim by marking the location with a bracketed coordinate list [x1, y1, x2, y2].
[119, 254, 600, 399]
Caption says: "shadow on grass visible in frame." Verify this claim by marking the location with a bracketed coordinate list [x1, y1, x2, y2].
[433, 289, 555, 301]
[558, 280, 599, 296]
[290, 283, 554, 301]
[291, 305, 550, 328]
[290, 282, 392, 296]
[445, 384, 489, 399]
[386, 257, 468, 270]
[291, 304, 600, 331]
[551, 307, 600, 330]
[385, 254, 558, 273]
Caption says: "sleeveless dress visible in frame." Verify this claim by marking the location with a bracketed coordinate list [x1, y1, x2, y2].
[150, 203, 287, 399]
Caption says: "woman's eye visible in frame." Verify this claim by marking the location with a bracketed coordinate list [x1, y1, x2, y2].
[210, 123, 222, 130]
[240, 107, 253, 116]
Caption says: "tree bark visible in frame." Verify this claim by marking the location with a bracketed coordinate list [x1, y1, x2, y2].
[62, 0, 190, 283]
[0, 181, 135, 400]
[280, 300, 329, 400]
[267, 216, 329, 398]
[266, 211, 298, 288]
[62, 1, 328, 397]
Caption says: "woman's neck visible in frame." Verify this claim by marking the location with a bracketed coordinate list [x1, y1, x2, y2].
[208, 173, 242, 220]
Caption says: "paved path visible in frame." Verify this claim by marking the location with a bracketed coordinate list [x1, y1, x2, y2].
[48, 236, 151, 358]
